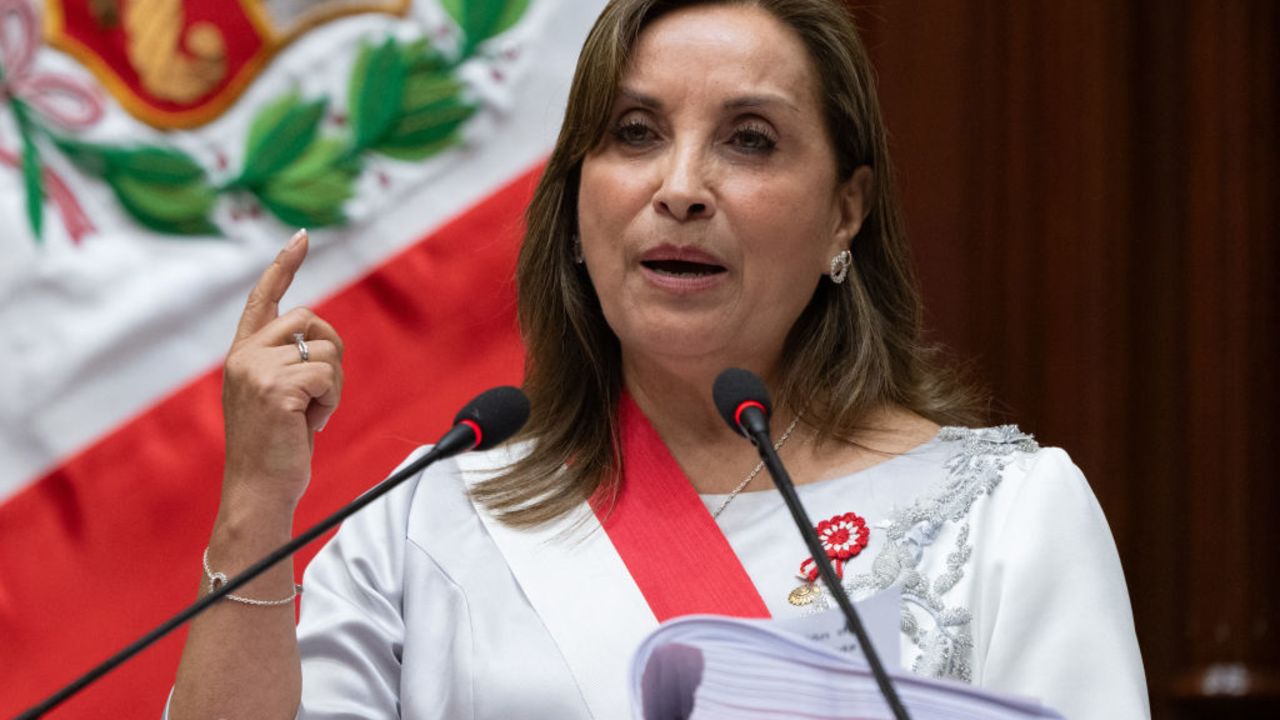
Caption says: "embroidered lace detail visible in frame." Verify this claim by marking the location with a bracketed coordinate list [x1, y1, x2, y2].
[810, 425, 1038, 683]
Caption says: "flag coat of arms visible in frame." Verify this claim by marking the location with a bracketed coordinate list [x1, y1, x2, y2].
[0, 0, 606, 715]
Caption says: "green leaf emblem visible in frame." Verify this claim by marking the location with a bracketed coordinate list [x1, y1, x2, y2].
[258, 138, 360, 228]
[442, 0, 530, 55]
[54, 138, 217, 235]
[350, 39, 409, 153]
[111, 174, 219, 235]
[236, 93, 329, 187]
[20, 118, 44, 241]
[11, 0, 532, 241]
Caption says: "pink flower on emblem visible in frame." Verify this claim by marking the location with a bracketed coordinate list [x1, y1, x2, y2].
[798, 511, 870, 582]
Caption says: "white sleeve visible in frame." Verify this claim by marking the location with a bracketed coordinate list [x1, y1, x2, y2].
[974, 448, 1150, 720]
[292, 456, 425, 719]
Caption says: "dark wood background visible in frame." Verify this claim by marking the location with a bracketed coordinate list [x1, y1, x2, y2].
[847, 1, 1278, 717]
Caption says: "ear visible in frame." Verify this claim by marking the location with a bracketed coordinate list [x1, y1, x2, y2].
[826, 165, 874, 260]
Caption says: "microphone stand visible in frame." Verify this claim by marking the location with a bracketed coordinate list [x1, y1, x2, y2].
[17, 442, 454, 720]
[742, 421, 913, 720]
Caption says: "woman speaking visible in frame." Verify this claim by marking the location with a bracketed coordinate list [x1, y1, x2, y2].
[169, 0, 1149, 717]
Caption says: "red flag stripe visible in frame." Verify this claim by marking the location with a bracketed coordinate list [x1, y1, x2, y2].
[0, 167, 539, 718]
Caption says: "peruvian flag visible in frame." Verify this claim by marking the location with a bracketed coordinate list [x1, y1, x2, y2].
[0, 1, 605, 716]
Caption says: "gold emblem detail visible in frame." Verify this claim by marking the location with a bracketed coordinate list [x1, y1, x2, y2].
[788, 582, 819, 607]
[124, 0, 228, 103]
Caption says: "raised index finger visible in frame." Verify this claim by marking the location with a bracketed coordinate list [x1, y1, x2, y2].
[234, 229, 309, 344]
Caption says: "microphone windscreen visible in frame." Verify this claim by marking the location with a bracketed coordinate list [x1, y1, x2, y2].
[712, 368, 772, 433]
[454, 386, 531, 450]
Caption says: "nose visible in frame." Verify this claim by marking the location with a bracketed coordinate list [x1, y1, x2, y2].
[653, 143, 715, 221]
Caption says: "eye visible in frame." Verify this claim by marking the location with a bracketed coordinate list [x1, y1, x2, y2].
[612, 115, 659, 147]
[729, 121, 777, 154]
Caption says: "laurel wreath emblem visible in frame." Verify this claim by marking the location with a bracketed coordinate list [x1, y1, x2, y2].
[4, 0, 528, 240]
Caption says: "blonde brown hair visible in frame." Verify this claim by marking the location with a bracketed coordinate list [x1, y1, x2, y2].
[470, 0, 983, 526]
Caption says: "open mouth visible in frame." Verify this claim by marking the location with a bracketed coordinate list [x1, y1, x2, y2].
[641, 259, 727, 277]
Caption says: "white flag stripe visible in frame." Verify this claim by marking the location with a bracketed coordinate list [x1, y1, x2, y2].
[0, 0, 607, 499]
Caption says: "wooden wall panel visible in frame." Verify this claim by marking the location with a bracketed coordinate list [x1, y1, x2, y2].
[1177, 1, 1280, 713]
[850, 1, 1278, 717]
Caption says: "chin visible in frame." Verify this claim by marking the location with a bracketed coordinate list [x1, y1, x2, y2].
[621, 320, 745, 366]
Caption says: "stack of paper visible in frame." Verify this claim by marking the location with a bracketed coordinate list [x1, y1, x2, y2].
[631, 591, 1063, 720]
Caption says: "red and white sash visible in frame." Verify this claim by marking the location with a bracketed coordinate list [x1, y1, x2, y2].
[462, 394, 768, 717]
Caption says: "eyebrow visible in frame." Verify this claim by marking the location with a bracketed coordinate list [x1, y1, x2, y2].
[619, 88, 664, 109]
[617, 88, 800, 114]
[723, 94, 800, 114]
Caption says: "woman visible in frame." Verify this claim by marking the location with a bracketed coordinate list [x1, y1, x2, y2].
[170, 1, 1149, 718]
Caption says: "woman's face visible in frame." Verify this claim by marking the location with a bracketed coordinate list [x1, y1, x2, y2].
[577, 3, 868, 378]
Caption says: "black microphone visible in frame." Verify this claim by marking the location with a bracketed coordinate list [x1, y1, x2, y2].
[436, 385, 532, 456]
[712, 368, 912, 720]
[712, 367, 773, 441]
[17, 386, 530, 720]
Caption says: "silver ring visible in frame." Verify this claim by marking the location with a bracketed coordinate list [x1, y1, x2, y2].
[293, 332, 310, 363]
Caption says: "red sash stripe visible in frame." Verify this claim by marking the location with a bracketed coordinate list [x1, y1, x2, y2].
[593, 394, 771, 622]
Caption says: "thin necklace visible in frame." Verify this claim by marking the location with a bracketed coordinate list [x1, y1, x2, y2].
[711, 417, 800, 519]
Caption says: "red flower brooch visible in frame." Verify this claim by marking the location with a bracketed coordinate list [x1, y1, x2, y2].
[798, 511, 870, 582]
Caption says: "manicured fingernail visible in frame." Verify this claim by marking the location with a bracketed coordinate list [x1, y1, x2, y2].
[286, 228, 307, 250]
[316, 416, 329, 433]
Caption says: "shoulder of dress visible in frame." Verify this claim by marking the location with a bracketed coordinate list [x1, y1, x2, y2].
[935, 424, 1040, 457]
[449, 439, 538, 494]
[882, 425, 1038, 540]
[836, 427, 1086, 682]
[936, 427, 1087, 492]
[354, 441, 534, 522]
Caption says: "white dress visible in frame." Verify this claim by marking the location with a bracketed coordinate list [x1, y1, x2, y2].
[284, 426, 1148, 719]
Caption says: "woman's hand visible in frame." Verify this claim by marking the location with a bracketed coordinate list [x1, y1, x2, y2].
[171, 230, 336, 720]
[220, 229, 344, 514]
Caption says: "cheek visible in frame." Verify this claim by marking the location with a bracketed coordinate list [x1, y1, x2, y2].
[730, 184, 833, 273]
[578, 158, 651, 236]
[576, 161, 631, 296]
[744, 251, 821, 312]
[576, 162, 606, 238]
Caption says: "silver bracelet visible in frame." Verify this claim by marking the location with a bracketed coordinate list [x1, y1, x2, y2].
[202, 547, 302, 607]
